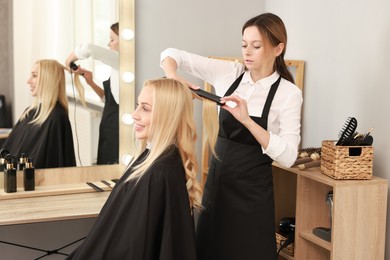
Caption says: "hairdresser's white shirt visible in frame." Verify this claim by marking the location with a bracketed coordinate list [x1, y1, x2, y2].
[160, 48, 303, 167]
[74, 44, 120, 104]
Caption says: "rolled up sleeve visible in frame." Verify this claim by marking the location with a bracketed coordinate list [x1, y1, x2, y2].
[265, 90, 302, 167]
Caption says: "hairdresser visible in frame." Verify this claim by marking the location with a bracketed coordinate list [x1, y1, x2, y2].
[161, 13, 303, 260]
[65, 22, 119, 165]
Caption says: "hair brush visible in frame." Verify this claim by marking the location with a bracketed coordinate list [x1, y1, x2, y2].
[336, 117, 358, 146]
[343, 127, 374, 146]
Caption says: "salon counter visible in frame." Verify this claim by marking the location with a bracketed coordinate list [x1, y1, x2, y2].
[0, 164, 123, 226]
[0, 191, 109, 226]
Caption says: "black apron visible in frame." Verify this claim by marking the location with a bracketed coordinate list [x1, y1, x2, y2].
[196, 74, 281, 260]
[97, 79, 119, 165]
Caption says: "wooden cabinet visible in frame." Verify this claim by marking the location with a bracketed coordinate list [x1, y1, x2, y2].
[273, 164, 388, 260]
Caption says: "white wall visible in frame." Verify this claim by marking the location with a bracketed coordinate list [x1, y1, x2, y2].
[135, 0, 266, 87]
[265, 1, 390, 258]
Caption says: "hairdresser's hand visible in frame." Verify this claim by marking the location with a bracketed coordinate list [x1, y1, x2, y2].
[162, 57, 200, 89]
[221, 95, 252, 126]
[165, 73, 200, 90]
[167, 75, 203, 101]
[80, 69, 94, 85]
[71, 66, 83, 75]
[76, 68, 104, 99]
[71, 65, 94, 86]
[65, 52, 78, 70]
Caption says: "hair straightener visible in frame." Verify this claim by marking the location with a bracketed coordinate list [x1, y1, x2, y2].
[191, 88, 223, 106]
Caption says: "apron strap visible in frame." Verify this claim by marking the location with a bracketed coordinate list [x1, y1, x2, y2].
[261, 76, 281, 118]
[224, 73, 245, 96]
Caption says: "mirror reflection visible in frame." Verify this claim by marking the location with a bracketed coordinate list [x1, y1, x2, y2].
[65, 22, 120, 165]
[10, 0, 120, 168]
[2, 59, 81, 169]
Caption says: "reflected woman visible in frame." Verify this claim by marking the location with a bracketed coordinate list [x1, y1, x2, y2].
[2, 60, 78, 169]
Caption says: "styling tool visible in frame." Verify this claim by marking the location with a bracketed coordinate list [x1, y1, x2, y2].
[86, 182, 104, 192]
[342, 127, 374, 146]
[310, 152, 321, 160]
[360, 135, 374, 146]
[298, 147, 322, 158]
[101, 180, 115, 189]
[70, 61, 79, 71]
[292, 157, 313, 167]
[293, 152, 321, 167]
[359, 127, 374, 146]
[336, 117, 358, 146]
[191, 89, 223, 106]
[312, 191, 333, 242]
[298, 160, 321, 170]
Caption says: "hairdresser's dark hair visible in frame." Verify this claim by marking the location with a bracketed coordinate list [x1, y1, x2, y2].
[242, 13, 294, 84]
[111, 22, 119, 36]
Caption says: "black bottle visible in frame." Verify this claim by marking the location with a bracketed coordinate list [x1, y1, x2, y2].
[0, 157, 5, 172]
[4, 156, 17, 193]
[23, 159, 35, 191]
[18, 153, 27, 171]
[0, 149, 9, 171]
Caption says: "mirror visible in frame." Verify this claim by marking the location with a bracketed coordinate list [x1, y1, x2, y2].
[11, 0, 134, 168]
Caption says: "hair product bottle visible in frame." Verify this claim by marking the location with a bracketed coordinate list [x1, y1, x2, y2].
[4, 155, 17, 193]
[18, 153, 27, 171]
[0, 149, 9, 171]
[0, 156, 6, 172]
[23, 159, 35, 191]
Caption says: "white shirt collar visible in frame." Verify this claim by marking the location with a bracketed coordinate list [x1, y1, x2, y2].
[241, 71, 281, 89]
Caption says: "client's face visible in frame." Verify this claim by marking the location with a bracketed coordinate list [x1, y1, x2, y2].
[27, 63, 39, 97]
[132, 86, 153, 140]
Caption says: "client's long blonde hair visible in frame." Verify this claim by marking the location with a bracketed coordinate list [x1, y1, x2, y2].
[126, 78, 202, 209]
[21, 59, 85, 125]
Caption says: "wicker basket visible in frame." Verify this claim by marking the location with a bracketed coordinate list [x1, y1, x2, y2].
[321, 140, 373, 180]
[276, 232, 294, 256]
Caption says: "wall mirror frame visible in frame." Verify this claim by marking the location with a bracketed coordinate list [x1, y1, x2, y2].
[70, 0, 135, 168]
[118, 0, 135, 167]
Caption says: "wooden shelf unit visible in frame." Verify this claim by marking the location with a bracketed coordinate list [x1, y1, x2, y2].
[273, 164, 388, 260]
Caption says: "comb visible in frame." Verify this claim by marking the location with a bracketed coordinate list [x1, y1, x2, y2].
[86, 182, 104, 192]
[336, 117, 358, 146]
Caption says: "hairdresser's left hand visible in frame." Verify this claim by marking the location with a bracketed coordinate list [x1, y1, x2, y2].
[221, 95, 252, 126]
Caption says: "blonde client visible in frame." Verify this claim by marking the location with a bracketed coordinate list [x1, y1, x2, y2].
[67, 78, 202, 260]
